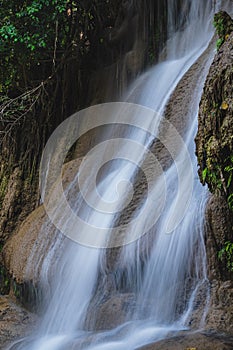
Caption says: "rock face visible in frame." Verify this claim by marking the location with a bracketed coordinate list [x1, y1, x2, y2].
[195, 12, 233, 334]
[140, 331, 233, 350]
[0, 295, 37, 349]
[86, 293, 137, 331]
[0, 158, 83, 311]
[196, 14, 233, 196]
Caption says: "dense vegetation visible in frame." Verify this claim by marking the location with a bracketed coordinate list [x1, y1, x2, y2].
[0, 0, 124, 94]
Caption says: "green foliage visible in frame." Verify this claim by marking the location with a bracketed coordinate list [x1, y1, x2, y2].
[204, 155, 233, 271]
[213, 14, 225, 50]
[201, 166, 222, 190]
[202, 155, 233, 211]
[227, 194, 233, 209]
[0, 0, 67, 92]
[218, 241, 233, 272]
[202, 168, 208, 182]
[213, 11, 233, 50]
[213, 15, 225, 36]
[0, 0, 122, 93]
[0, 1, 66, 51]
[225, 156, 233, 187]
[216, 37, 224, 50]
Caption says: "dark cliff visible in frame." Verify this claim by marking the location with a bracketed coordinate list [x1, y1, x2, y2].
[196, 11, 233, 333]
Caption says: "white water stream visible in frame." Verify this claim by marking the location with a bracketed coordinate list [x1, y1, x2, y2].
[9, 1, 232, 349]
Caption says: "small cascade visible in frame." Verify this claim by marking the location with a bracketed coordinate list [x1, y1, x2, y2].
[8, 1, 232, 349]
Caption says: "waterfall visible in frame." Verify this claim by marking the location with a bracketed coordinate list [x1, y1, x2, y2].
[8, 1, 228, 349]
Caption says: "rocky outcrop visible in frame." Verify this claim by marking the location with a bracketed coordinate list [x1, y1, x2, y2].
[196, 14, 233, 197]
[140, 331, 233, 350]
[2, 159, 81, 285]
[86, 293, 137, 331]
[195, 11, 233, 333]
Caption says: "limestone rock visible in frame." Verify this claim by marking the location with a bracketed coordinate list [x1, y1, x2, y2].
[0, 295, 37, 349]
[140, 331, 233, 350]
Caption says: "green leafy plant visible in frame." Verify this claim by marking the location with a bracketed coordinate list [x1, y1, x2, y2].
[0, 0, 68, 92]
[225, 156, 233, 186]
[213, 11, 233, 50]
[213, 16, 224, 36]
[218, 241, 233, 271]
[227, 194, 233, 209]
[216, 37, 224, 50]
[201, 166, 223, 190]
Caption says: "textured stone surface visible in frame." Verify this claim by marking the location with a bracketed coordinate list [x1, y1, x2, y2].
[195, 12, 233, 335]
[196, 29, 233, 193]
[0, 296, 37, 349]
[205, 280, 233, 334]
[140, 331, 233, 350]
[205, 195, 233, 280]
[86, 293, 137, 331]
[1, 158, 83, 285]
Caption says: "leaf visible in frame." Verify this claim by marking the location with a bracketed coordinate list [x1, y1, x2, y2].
[228, 194, 233, 209]
[225, 165, 233, 172]
[202, 168, 208, 182]
[227, 172, 232, 188]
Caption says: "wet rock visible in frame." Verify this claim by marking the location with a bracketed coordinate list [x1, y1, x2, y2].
[195, 11, 233, 335]
[195, 26, 233, 195]
[0, 168, 23, 243]
[205, 195, 233, 281]
[205, 279, 233, 334]
[1, 158, 82, 287]
[86, 293, 137, 331]
[140, 331, 233, 350]
[0, 295, 37, 349]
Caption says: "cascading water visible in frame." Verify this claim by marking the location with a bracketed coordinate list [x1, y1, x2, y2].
[8, 1, 231, 349]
